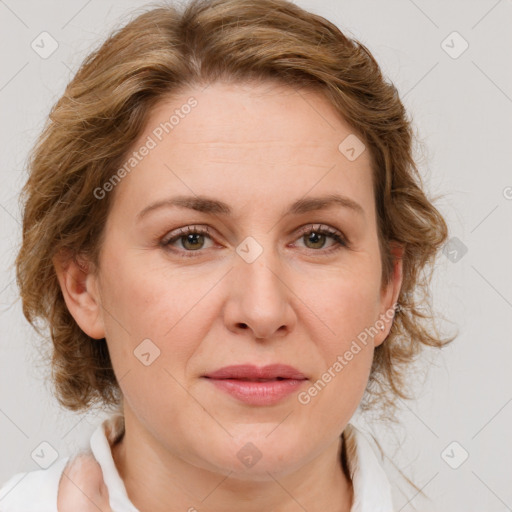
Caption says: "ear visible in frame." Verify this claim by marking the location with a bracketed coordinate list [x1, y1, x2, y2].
[52, 250, 106, 340]
[373, 242, 404, 347]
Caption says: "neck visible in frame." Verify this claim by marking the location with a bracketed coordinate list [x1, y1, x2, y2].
[111, 407, 353, 512]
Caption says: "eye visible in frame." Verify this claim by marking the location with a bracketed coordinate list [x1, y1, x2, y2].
[161, 225, 214, 257]
[160, 223, 349, 259]
[293, 224, 349, 253]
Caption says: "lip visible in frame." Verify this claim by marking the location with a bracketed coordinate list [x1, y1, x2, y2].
[203, 364, 307, 406]
[204, 364, 307, 380]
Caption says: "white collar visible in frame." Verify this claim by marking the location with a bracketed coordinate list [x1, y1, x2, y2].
[90, 415, 139, 512]
[343, 423, 394, 511]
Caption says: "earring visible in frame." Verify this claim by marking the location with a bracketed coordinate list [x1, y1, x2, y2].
[379, 324, 385, 331]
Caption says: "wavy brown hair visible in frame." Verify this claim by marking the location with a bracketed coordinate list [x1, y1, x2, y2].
[15, 0, 455, 419]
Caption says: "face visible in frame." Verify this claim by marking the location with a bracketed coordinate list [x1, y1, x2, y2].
[57, 80, 402, 479]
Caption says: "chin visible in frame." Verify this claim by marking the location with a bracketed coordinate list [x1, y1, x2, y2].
[199, 430, 312, 480]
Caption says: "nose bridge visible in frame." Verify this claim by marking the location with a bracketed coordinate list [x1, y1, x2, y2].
[227, 235, 294, 339]
[238, 238, 284, 307]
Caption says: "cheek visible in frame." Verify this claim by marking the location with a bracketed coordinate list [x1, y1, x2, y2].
[100, 249, 181, 335]
[98, 263, 201, 424]
[306, 259, 382, 339]
[300, 283, 377, 424]
[300, 262, 381, 400]
[98, 252, 214, 377]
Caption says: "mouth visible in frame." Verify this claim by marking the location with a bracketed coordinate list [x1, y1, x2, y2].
[202, 364, 307, 405]
[203, 363, 307, 381]
[210, 377, 292, 382]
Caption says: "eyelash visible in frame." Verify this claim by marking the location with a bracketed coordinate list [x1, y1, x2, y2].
[159, 224, 349, 259]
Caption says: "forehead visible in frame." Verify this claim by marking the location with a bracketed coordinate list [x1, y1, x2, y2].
[149, 81, 366, 157]
[110, 80, 375, 221]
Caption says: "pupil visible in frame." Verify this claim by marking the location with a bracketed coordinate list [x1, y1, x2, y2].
[185, 233, 203, 249]
[307, 232, 324, 248]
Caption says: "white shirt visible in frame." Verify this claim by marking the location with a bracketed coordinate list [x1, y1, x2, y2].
[0, 415, 394, 511]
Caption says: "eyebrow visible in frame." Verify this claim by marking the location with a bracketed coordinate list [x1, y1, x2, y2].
[136, 193, 365, 221]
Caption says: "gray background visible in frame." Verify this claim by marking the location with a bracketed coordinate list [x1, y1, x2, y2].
[1, 1, 511, 510]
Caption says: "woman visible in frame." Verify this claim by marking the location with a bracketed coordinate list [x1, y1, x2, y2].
[0, 0, 453, 510]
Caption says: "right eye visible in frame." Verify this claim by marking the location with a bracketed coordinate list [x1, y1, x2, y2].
[161, 225, 215, 257]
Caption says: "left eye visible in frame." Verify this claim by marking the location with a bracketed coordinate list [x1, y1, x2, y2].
[294, 224, 348, 251]
[161, 224, 348, 257]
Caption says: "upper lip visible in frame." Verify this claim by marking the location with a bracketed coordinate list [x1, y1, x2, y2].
[203, 364, 307, 380]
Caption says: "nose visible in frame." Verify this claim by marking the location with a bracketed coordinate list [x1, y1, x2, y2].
[223, 244, 297, 340]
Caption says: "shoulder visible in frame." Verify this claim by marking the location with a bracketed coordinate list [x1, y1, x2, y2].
[0, 413, 123, 512]
[0, 457, 70, 511]
[0, 452, 111, 512]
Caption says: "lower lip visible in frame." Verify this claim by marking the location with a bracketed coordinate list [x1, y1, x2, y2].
[205, 378, 306, 405]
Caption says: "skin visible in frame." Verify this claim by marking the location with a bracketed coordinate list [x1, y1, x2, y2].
[54, 80, 403, 512]
[58, 454, 110, 511]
